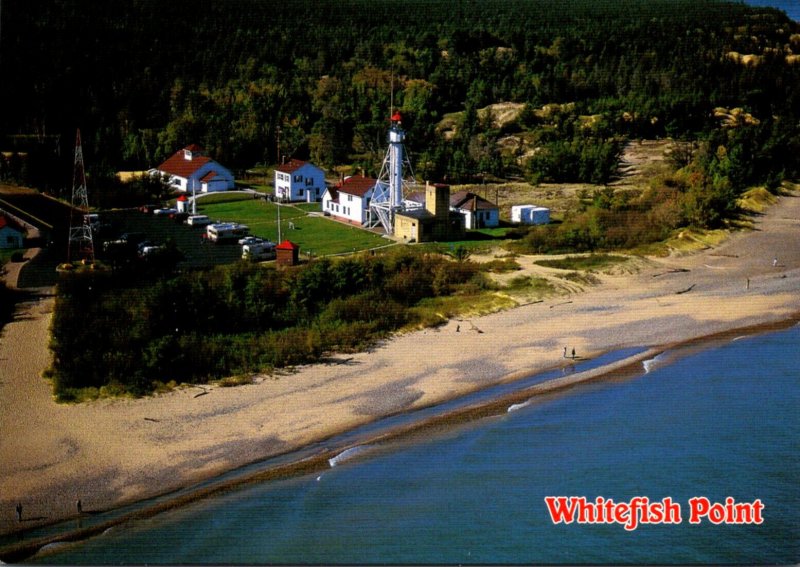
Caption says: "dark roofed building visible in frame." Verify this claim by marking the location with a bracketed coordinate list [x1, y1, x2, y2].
[449, 190, 500, 229]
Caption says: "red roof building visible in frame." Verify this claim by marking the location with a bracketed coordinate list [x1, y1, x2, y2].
[152, 145, 235, 194]
[0, 214, 26, 249]
[276, 239, 300, 266]
[321, 175, 381, 226]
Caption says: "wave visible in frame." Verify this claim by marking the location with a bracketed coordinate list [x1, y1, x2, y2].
[37, 542, 70, 554]
[642, 352, 667, 374]
[328, 445, 371, 468]
[507, 400, 532, 413]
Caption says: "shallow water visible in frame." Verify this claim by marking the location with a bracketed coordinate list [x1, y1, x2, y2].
[37, 326, 800, 564]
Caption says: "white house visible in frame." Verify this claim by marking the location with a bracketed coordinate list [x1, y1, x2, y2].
[0, 214, 25, 249]
[274, 159, 326, 202]
[511, 204, 550, 225]
[321, 175, 380, 225]
[449, 191, 500, 229]
[152, 145, 235, 193]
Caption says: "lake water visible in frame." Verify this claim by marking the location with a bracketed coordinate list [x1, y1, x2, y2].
[36, 325, 800, 564]
[744, 0, 800, 21]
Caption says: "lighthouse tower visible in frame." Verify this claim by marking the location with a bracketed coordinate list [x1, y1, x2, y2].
[368, 111, 417, 234]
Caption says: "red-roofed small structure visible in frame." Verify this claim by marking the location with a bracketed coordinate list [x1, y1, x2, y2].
[276, 239, 300, 266]
[151, 145, 235, 193]
[0, 213, 25, 249]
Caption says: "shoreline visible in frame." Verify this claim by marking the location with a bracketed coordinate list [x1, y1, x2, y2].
[3, 313, 800, 562]
[1, 190, 799, 560]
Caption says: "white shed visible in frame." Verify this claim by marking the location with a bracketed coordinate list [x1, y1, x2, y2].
[511, 205, 550, 225]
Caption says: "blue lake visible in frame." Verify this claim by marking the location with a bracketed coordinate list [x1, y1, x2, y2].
[37, 325, 800, 564]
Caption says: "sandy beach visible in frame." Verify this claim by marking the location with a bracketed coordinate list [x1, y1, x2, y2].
[1, 190, 798, 549]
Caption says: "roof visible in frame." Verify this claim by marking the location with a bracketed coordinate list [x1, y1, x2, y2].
[396, 208, 435, 221]
[405, 191, 425, 204]
[338, 175, 378, 197]
[156, 146, 213, 179]
[276, 159, 314, 174]
[325, 186, 340, 204]
[450, 191, 497, 212]
[276, 240, 299, 250]
[0, 215, 25, 233]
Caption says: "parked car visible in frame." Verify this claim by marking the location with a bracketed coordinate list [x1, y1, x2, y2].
[186, 214, 212, 227]
[153, 207, 177, 216]
[103, 232, 146, 251]
[238, 236, 263, 246]
[138, 242, 164, 257]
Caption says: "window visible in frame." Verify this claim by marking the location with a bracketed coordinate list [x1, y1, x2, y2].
[347, 194, 353, 202]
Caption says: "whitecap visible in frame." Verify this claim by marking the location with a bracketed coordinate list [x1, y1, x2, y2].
[328, 445, 371, 468]
[642, 353, 667, 374]
[507, 400, 532, 413]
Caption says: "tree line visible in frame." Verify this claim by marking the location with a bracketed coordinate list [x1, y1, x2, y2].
[47, 249, 484, 399]
[2, 0, 799, 193]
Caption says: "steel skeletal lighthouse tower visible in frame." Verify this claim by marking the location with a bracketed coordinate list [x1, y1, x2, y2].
[368, 111, 417, 234]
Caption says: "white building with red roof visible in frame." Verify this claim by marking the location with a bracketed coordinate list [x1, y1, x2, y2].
[274, 159, 326, 202]
[152, 145, 235, 193]
[321, 175, 381, 225]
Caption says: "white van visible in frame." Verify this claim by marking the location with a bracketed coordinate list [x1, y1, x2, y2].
[186, 214, 212, 227]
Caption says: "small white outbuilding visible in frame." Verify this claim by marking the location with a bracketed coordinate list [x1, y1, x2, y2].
[511, 205, 550, 225]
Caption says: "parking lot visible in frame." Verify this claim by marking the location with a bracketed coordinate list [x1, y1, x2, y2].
[96, 209, 244, 269]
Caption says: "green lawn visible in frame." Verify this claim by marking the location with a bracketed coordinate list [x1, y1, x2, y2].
[0, 248, 23, 265]
[198, 200, 391, 256]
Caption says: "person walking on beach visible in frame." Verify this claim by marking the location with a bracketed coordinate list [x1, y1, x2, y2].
[773, 257, 778, 267]
[15, 502, 22, 523]
[571, 348, 576, 359]
[563, 346, 567, 358]
[76, 499, 82, 515]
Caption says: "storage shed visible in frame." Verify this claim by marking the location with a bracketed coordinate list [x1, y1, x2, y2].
[511, 205, 550, 225]
[0, 214, 25, 249]
[276, 240, 300, 266]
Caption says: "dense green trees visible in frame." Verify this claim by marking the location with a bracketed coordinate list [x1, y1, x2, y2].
[2, 0, 799, 191]
[47, 250, 482, 399]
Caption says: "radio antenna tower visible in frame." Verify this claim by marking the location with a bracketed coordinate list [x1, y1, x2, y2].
[67, 129, 95, 263]
[368, 111, 417, 234]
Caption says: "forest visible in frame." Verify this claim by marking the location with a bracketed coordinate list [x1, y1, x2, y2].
[7, 0, 800, 395]
[2, 0, 800, 194]
[47, 249, 486, 399]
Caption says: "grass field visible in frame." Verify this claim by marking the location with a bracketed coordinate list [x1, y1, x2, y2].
[0, 248, 23, 266]
[197, 200, 391, 256]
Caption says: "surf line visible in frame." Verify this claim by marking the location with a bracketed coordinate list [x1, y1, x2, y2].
[9, 314, 800, 563]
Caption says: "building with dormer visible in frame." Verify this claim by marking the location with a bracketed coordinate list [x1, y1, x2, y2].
[274, 159, 326, 202]
[152, 145, 235, 193]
